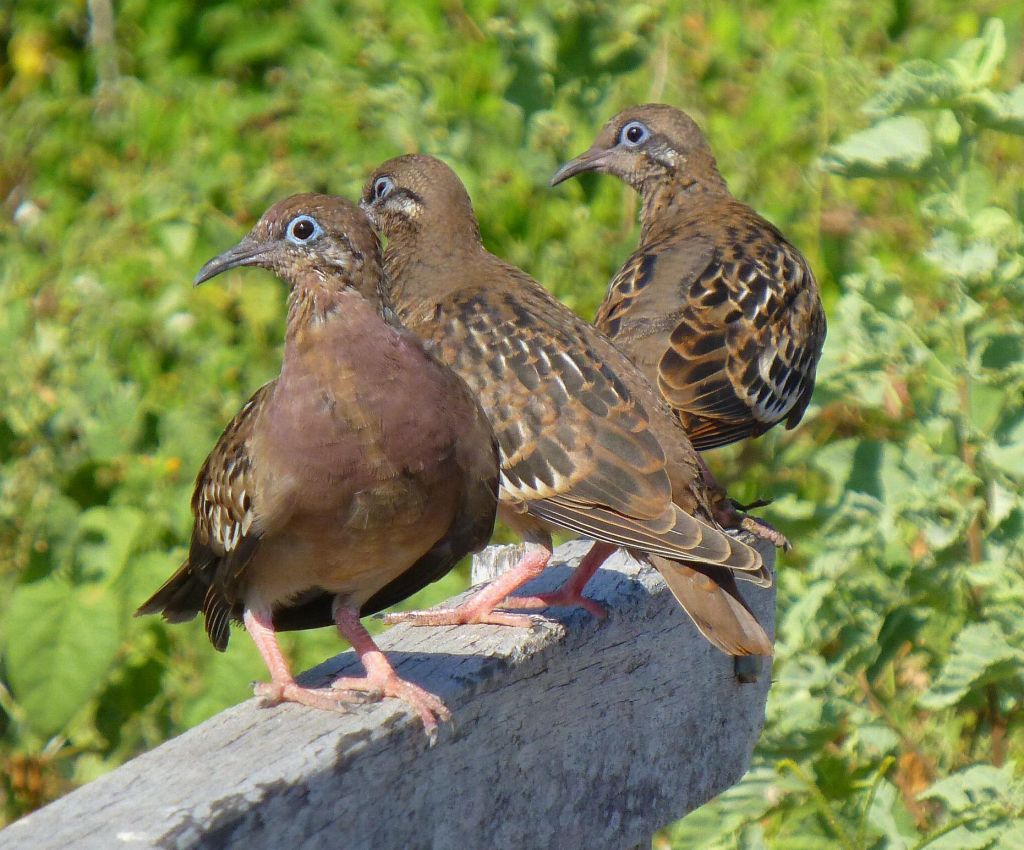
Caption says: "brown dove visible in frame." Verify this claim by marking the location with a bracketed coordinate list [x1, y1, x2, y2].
[360, 155, 772, 657]
[551, 103, 826, 451]
[136, 194, 499, 739]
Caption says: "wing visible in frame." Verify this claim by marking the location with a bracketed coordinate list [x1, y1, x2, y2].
[420, 282, 671, 515]
[596, 205, 827, 451]
[135, 382, 272, 650]
[408, 270, 761, 573]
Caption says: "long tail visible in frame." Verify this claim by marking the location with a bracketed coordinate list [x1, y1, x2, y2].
[134, 561, 204, 623]
[648, 555, 773, 656]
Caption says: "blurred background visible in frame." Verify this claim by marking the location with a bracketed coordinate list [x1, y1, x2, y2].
[2, 0, 1023, 845]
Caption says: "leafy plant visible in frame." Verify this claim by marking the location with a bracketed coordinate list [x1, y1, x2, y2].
[1, 1, 1022, 843]
[667, 18, 1024, 849]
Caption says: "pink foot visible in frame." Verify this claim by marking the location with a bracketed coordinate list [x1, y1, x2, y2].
[737, 514, 791, 551]
[244, 603, 449, 741]
[384, 542, 553, 629]
[331, 673, 451, 743]
[252, 680, 367, 711]
[501, 588, 607, 619]
[708, 486, 791, 550]
[382, 606, 534, 628]
[334, 606, 454, 744]
[244, 609, 359, 712]
[502, 541, 616, 619]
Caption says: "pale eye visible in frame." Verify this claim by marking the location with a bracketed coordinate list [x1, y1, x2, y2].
[286, 214, 322, 244]
[619, 120, 651, 147]
[373, 176, 394, 201]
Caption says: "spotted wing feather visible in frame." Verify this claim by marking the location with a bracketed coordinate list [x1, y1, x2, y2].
[135, 383, 270, 650]
[596, 203, 826, 451]
[397, 261, 761, 573]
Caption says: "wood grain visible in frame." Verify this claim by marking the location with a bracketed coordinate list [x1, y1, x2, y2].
[1, 540, 775, 850]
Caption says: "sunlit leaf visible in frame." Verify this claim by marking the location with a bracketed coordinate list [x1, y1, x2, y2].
[862, 60, 963, 117]
[970, 84, 1024, 135]
[919, 762, 1015, 812]
[918, 623, 1023, 710]
[948, 19, 1006, 90]
[865, 780, 917, 850]
[822, 116, 932, 178]
[3, 579, 123, 737]
[74, 506, 146, 585]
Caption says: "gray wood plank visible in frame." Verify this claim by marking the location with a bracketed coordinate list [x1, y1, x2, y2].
[0, 540, 775, 850]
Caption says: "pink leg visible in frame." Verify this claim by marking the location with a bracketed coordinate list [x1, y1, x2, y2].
[382, 542, 552, 628]
[502, 541, 616, 618]
[331, 606, 450, 743]
[244, 607, 353, 711]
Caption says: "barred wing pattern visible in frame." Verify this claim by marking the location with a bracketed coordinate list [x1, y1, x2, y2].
[596, 204, 826, 451]
[400, 271, 762, 573]
[136, 383, 271, 650]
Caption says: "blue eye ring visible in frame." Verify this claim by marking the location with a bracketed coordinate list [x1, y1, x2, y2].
[373, 176, 395, 201]
[286, 214, 322, 244]
[619, 120, 651, 147]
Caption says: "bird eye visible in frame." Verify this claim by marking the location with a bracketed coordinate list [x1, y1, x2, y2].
[619, 120, 651, 147]
[373, 176, 395, 201]
[286, 215, 322, 244]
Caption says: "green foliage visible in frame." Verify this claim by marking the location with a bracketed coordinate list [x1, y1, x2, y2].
[2, 0, 1023, 843]
[666, 17, 1024, 850]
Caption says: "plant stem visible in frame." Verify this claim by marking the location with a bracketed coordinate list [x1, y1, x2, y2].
[855, 755, 895, 850]
[778, 759, 859, 850]
[987, 683, 1007, 767]
[911, 813, 983, 850]
[87, 0, 119, 87]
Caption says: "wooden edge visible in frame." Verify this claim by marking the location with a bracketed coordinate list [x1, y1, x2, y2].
[0, 539, 776, 850]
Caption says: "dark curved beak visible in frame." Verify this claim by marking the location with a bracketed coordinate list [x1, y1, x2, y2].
[193, 236, 269, 286]
[550, 147, 613, 187]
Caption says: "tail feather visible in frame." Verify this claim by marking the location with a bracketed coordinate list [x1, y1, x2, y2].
[134, 561, 204, 622]
[648, 555, 773, 656]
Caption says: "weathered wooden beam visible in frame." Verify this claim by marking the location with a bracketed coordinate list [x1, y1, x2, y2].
[0, 540, 775, 850]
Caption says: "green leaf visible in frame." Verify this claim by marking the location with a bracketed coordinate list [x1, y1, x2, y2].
[922, 825, 1007, 850]
[865, 780, 917, 849]
[985, 441, 1024, 480]
[915, 762, 1024, 849]
[948, 19, 1005, 90]
[970, 84, 1024, 135]
[670, 766, 804, 844]
[71, 360, 145, 463]
[2, 578, 123, 737]
[995, 820, 1024, 849]
[822, 116, 931, 178]
[857, 723, 901, 754]
[933, 109, 962, 147]
[968, 382, 1007, 436]
[971, 207, 1018, 244]
[987, 480, 1021, 529]
[867, 606, 926, 683]
[862, 60, 963, 117]
[158, 221, 197, 261]
[918, 623, 1023, 710]
[74, 506, 146, 585]
[987, 417, 1024, 483]
[919, 763, 1012, 813]
[924, 231, 999, 282]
